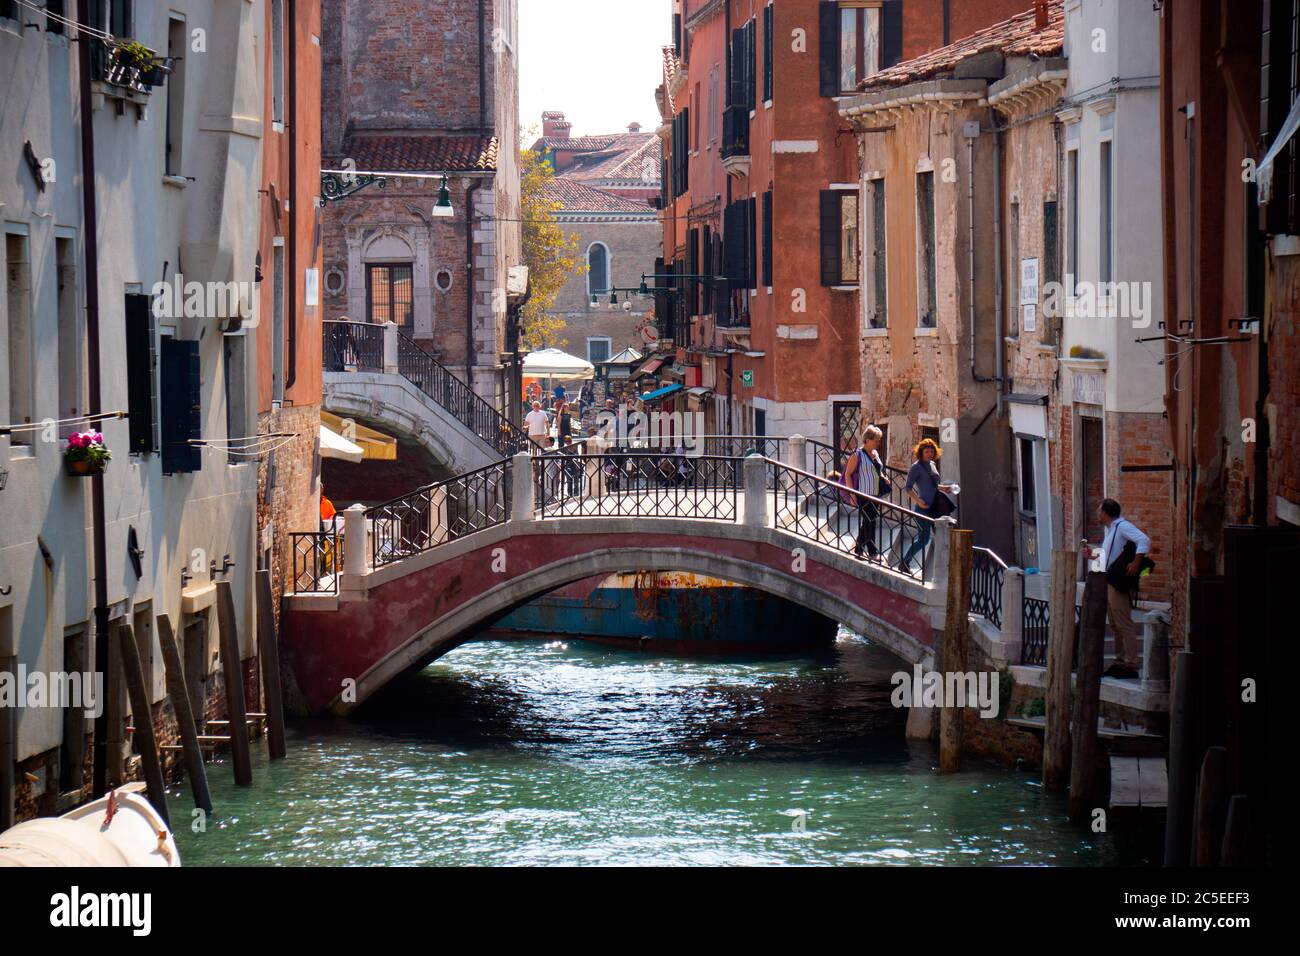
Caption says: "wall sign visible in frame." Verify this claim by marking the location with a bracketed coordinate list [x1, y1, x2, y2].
[1020, 257, 1040, 305]
[742, 369, 754, 387]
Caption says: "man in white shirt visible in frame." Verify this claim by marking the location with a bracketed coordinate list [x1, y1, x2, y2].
[524, 401, 550, 450]
[1090, 498, 1151, 679]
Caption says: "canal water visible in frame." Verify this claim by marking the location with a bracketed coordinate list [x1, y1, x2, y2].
[171, 631, 1133, 866]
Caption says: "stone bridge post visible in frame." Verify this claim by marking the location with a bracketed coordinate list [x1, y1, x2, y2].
[1000, 566, 1025, 664]
[787, 434, 806, 471]
[511, 451, 534, 522]
[742, 455, 770, 527]
[342, 504, 370, 588]
[382, 321, 399, 374]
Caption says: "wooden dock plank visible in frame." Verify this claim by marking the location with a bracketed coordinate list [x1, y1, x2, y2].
[1109, 756, 1141, 808]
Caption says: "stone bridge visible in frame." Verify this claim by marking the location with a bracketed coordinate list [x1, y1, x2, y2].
[279, 452, 1027, 715]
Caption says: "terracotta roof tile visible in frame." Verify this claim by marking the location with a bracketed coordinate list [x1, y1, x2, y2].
[332, 133, 498, 172]
[859, 1, 1064, 92]
[542, 178, 655, 214]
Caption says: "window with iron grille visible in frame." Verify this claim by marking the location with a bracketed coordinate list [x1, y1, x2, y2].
[366, 263, 414, 330]
[916, 171, 936, 327]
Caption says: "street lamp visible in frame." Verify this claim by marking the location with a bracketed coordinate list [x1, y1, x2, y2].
[431, 175, 454, 218]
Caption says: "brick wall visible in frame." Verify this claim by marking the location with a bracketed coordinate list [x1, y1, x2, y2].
[257, 403, 322, 629]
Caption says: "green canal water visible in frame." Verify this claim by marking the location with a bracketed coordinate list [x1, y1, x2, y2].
[171, 632, 1138, 866]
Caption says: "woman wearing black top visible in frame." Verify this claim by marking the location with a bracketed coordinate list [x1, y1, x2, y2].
[899, 438, 955, 573]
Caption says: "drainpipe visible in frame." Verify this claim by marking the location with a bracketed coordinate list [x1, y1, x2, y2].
[992, 116, 1006, 413]
[968, 127, 995, 386]
[286, 0, 298, 390]
[77, 0, 111, 798]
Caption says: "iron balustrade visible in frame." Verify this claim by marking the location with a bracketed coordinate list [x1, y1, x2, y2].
[394, 330, 529, 457]
[291, 529, 344, 593]
[533, 451, 741, 521]
[767, 460, 935, 582]
[367, 458, 512, 568]
[970, 546, 1007, 628]
[1021, 597, 1051, 665]
[324, 320, 385, 372]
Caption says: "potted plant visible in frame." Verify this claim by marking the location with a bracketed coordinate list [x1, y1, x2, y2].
[140, 55, 175, 87]
[109, 40, 154, 87]
[63, 431, 112, 477]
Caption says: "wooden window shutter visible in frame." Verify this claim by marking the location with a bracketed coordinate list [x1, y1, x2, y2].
[160, 337, 202, 474]
[762, 190, 774, 287]
[763, 5, 773, 103]
[818, 2, 840, 97]
[819, 189, 841, 285]
[747, 196, 758, 289]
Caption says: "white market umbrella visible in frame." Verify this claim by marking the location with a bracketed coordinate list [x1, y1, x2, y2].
[319, 422, 365, 463]
[523, 348, 595, 381]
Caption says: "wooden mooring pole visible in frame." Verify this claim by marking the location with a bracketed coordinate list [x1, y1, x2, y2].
[256, 569, 288, 760]
[156, 613, 212, 814]
[1042, 548, 1078, 791]
[1067, 571, 1109, 821]
[939, 528, 973, 774]
[215, 581, 253, 786]
[1193, 745, 1229, 866]
[1164, 650, 1196, 866]
[116, 622, 169, 827]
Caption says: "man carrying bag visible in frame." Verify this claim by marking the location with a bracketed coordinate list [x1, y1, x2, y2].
[1090, 498, 1154, 680]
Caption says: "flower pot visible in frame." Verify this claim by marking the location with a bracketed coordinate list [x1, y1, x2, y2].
[64, 458, 107, 478]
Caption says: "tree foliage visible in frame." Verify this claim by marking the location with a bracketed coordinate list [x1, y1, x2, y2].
[519, 147, 583, 351]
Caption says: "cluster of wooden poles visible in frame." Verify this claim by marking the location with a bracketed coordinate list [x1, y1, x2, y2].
[116, 569, 287, 828]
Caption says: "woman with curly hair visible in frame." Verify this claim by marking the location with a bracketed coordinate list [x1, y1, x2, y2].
[898, 437, 955, 573]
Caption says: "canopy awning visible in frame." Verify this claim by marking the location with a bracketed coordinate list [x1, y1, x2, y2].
[640, 383, 683, 402]
[320, 411, 398, 461]
[320, 422, 364, 463]
[604, 346, 643, 365]
[522, 348, 595, 380]
[632, 356, 665, 378]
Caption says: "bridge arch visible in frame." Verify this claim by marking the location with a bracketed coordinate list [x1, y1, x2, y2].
[282, 521, 940, 715]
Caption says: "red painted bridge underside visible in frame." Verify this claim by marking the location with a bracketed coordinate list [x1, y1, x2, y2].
[281, 530, 933, 713]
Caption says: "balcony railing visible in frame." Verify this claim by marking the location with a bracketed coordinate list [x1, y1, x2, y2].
[324, 320, 384, 372]
[89, 39, 170, 94]
[721, 104, 750, 160]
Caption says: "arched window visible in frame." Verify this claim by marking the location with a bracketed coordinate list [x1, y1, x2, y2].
[587, 242, 610, 296]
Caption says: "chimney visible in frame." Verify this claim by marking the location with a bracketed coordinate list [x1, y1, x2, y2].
[628, 121, 643, 133]
[542, 111, 571, 141]
[1034, 0, 1049, 30]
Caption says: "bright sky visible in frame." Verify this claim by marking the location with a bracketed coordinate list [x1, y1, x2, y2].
[519, 0, 670, 141]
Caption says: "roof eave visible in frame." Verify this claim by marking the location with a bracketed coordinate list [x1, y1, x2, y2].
[839, 78, 989, 122]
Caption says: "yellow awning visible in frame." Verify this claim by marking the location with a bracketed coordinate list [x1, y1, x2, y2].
[320, 412, 398, 461]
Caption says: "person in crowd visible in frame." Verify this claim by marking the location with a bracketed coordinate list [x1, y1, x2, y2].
[898, 438, 956, 573]
[524, 400, 550, 450]
[842, 424, 889, 561]
[1088, 498, 1153, 680]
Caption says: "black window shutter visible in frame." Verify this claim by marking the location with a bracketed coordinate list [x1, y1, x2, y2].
[702, 225, 713, 313]
[124, 292, 155, 454]
[747, 20, 757, 109]
[762, 9, 771, 102]
[747, 196, 758, 289]
[819, 190, 841, 286]
[882, 0, 904, 69]
[729, 27, 744, 105]
[160, 337, 202, 474]
[762, 190, 773, 287]
[819, 1, 840, 96]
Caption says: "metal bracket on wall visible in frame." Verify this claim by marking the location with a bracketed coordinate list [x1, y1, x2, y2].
[320, 171, 387, 203]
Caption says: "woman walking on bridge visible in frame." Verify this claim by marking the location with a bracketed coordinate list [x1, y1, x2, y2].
[843, 424, 888, 562]
[898, 438, 956, 574]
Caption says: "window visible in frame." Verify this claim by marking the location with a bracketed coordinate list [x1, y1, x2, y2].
[46, 1, 66, 34]
[763, 4, 774, 103]
[1042, 199, 1060, 344]
[868, 178, 887, 328]
[748, 195, 758, 291]
[1019, 437, 1037, 513]
[818, 189, 858, 286]
[56, 237, 82, 438]
[165, 17, 186, 176]
[729, 19, 756, 110]
[762, 190, 773, 288]
[159, 336, 201, 474]
[224, 332, 247, 464]
[124, 292, 157, 454]
[916, 171, 936, 327]
[821, 1, 899, 96]
[1099, 139, 1113, 284]
[671, 108, 690, 197]
[1067, 144, 1079, 294]
[586, 243, 610, 296]
[5, 232, 33, 445]
[272, 241, 285, 403]
[366, 262, 414, 328]
[0, 1, 15, 21]
[839, 2, 880, 93]
[90, 0, 131, 36]
[692, 82, 701, 147]
[271, 0, 285, 127]
[587, 337, 612, 364]
[708, 65, 720, 142]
